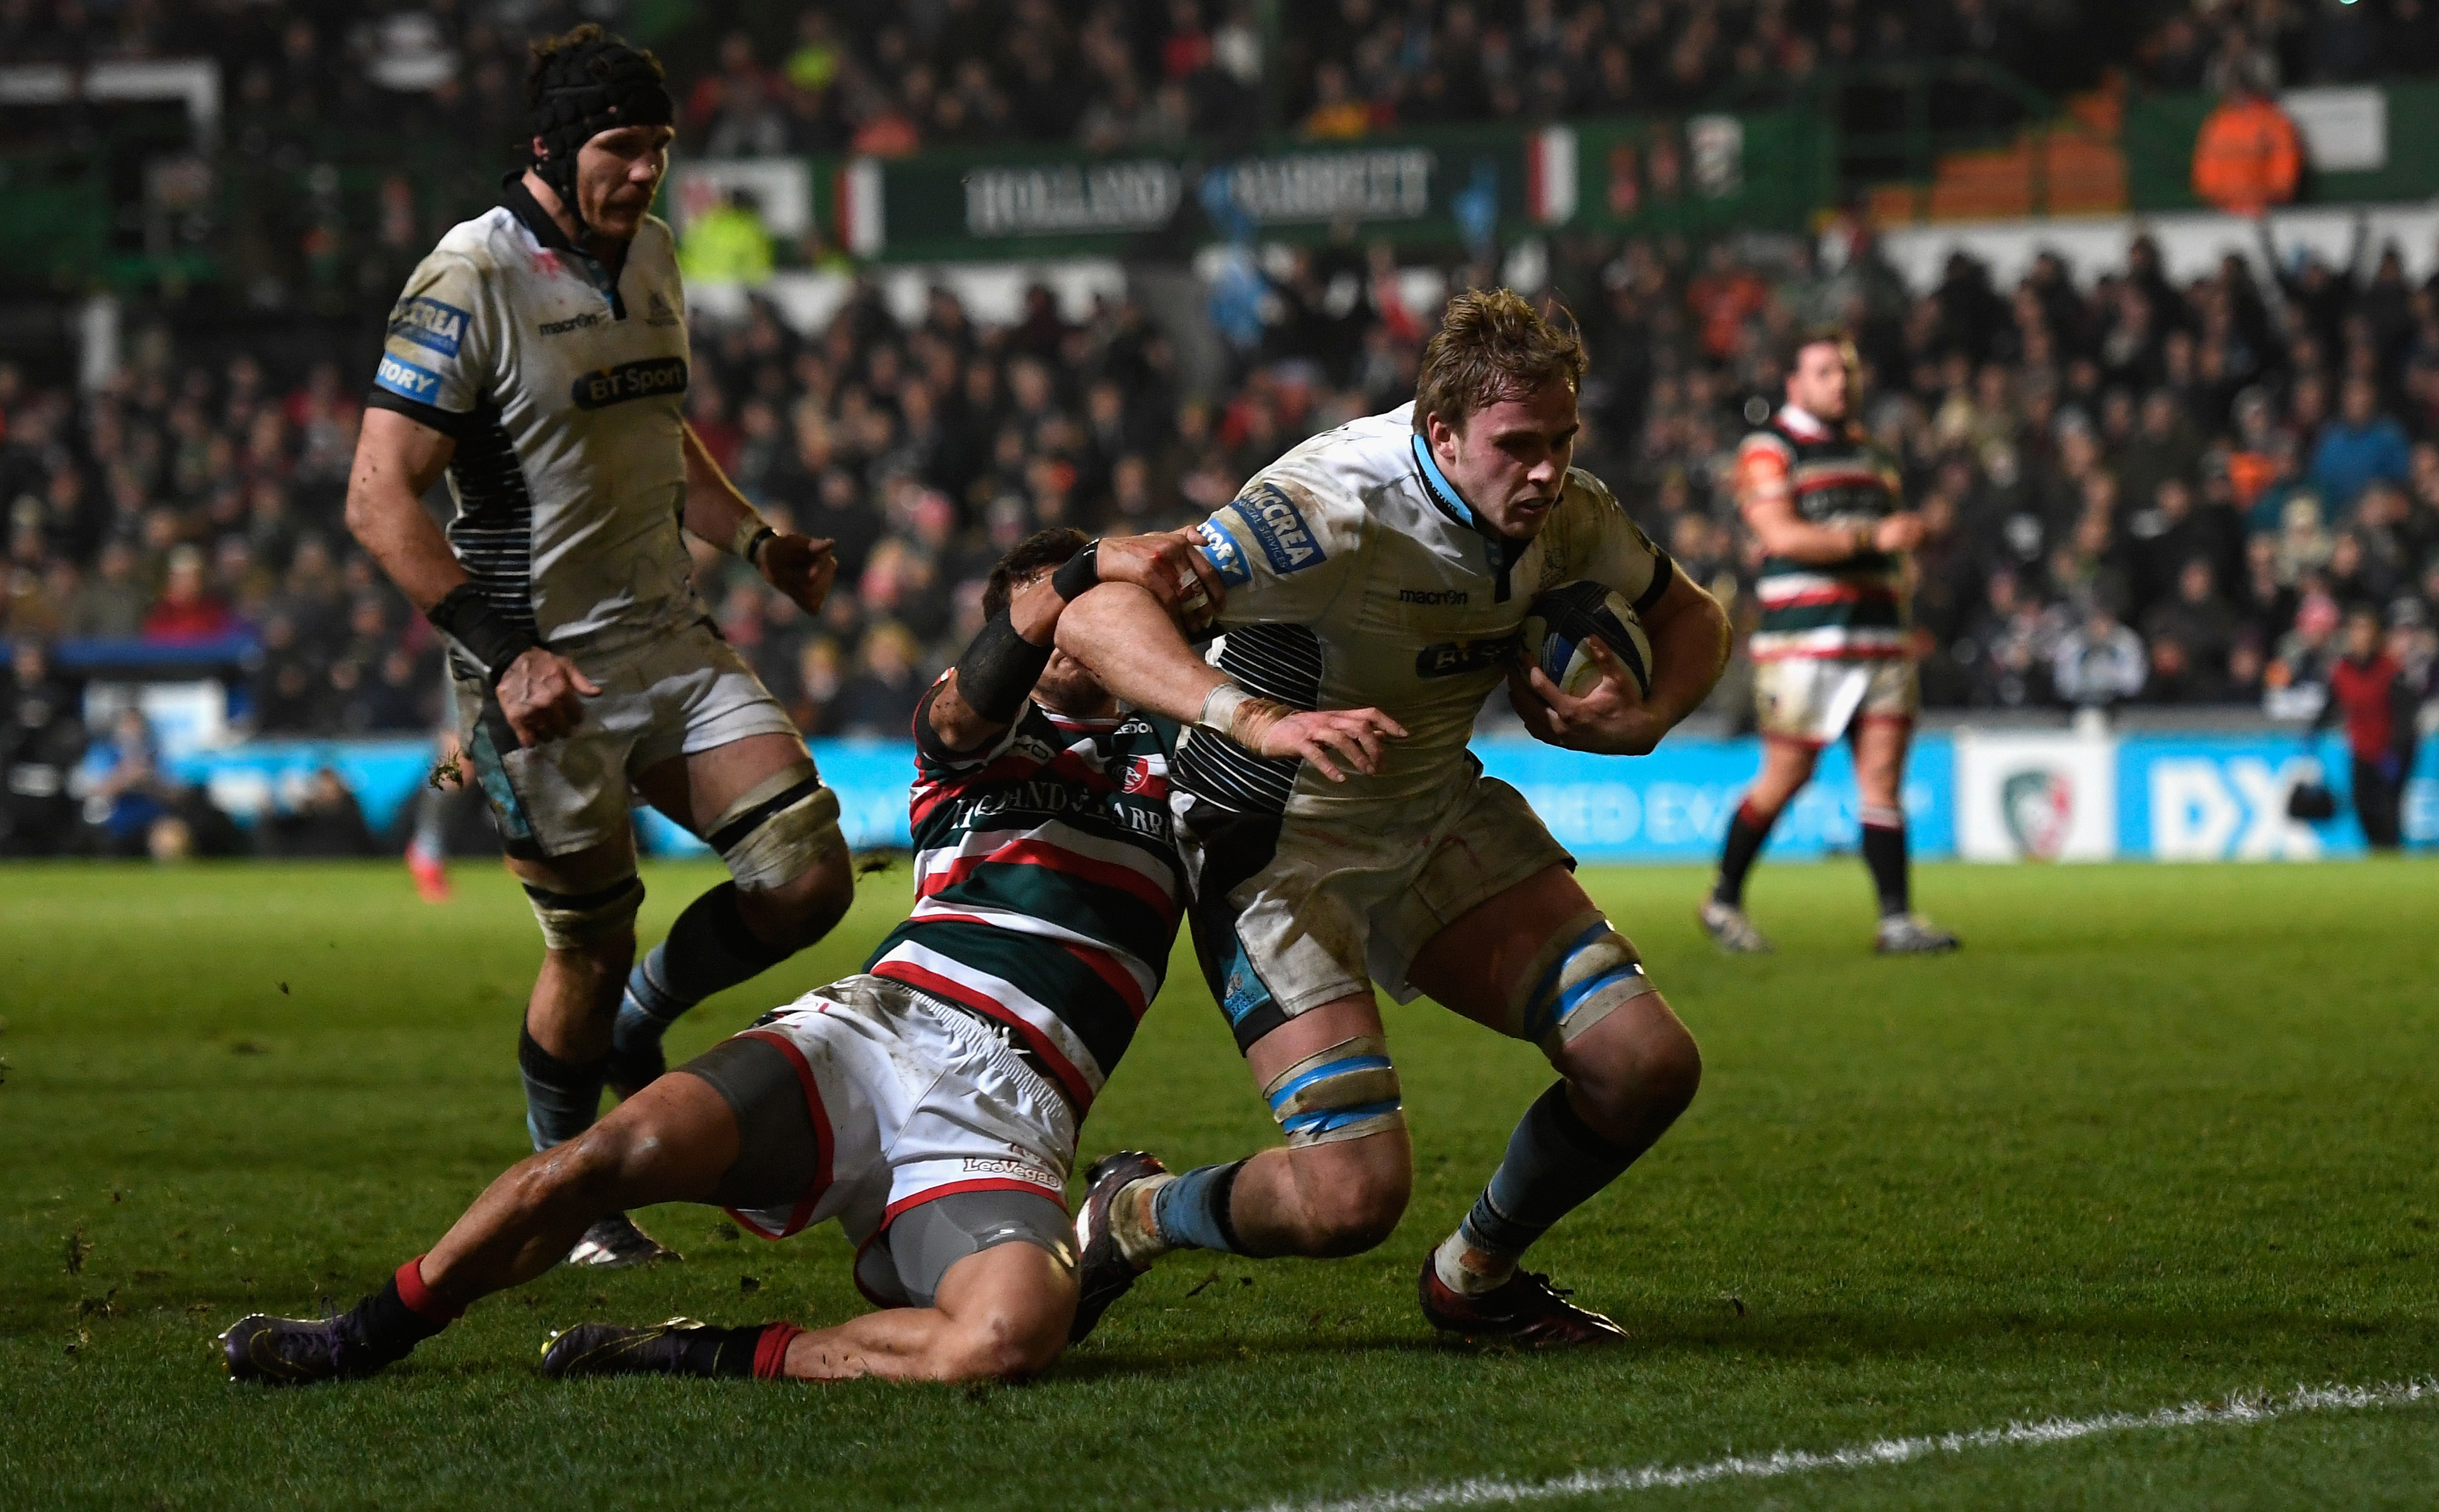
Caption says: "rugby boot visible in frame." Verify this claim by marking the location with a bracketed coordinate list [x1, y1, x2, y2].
[1874, 912, 1960, 955]
[1069, 1150, 1168, 1343]
[405, 839, 451, 904]
[564, 1212, 680, 1268]
[221, 1313, 360, 1384]
[1698, 896, 1773, 955]
[541, 1317, 734, 1378]
[1418, 1257, 1628, 1347]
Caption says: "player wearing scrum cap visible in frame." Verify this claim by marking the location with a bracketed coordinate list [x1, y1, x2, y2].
[1052, 290, 1732, 1345]
[1699, 332, 1959, 956]
[337, 26, 1201, 1272]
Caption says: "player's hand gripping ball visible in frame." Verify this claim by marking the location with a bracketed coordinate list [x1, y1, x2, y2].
[1521, 581, 1654, 701]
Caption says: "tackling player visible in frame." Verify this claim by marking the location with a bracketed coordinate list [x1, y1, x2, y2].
[347, 27, 855, 1268]
[221, 529, 1392, 1387]
[1698, 332, 1959, 955]
[1054, 290, 1732, 1345]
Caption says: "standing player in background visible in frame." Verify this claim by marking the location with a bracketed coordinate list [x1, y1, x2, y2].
[1055, 292, 1731, 1345]
[1699, 333, 1958, 955]
[346, 26, 855, 1268]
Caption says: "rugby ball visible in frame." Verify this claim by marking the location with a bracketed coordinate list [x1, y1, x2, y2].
[1521, 581, 1654, 700]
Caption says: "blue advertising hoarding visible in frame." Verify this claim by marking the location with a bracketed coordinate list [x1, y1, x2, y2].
[168, 727, 2429, 862]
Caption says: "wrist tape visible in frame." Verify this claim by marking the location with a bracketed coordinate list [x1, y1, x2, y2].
[1198, 683, 1252, 740]
[732, 514, 777, 564]
[426, 583, 538, 687]
[1050, 541, 1101, 601]
[953, 612, 1054, 724]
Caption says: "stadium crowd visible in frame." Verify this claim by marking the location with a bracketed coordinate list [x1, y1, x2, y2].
[8, 215, 2439, 854]
[6, 0, 2433, 166]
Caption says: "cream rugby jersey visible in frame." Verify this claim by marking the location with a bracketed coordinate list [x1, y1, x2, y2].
[1180, 402, 1674, 818]
[365, 177, 697, 652]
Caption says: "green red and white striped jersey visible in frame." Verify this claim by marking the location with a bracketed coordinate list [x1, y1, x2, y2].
[864, 691, 1183, 1114]
[1735, 405, 1909, 662]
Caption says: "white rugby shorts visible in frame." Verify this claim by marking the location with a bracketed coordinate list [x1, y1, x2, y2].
[1754, 655, 1918, 747]
[1180, 769, 1573, 1049]
[454, 617, 807, 858]
[713, 975, 1077, 1261]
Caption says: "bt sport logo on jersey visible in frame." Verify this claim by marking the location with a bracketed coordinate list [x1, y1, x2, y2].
[570, 358, 690, 410]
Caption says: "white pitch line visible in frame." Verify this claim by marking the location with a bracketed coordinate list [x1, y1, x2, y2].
[1250, 1377, 2438, 1512]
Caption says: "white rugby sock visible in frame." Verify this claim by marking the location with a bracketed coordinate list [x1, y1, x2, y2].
[1432, 1228, 1516, 1296]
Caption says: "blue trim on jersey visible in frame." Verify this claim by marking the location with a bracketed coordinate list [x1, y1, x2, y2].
[1411, 433, 1474, 527]
[1281, 1100, 1404, 1137]
[1411, 432, 1526, 600]
[1264, 1056, 1395, 1114]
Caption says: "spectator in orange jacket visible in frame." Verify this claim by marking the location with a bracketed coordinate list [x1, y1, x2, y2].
[2192, 77, 2302, 216]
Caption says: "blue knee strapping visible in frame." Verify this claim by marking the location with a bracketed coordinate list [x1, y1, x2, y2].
[1519, 920, 1649, 1045]
[1280, 1100, 1405, 1140]
[1261, 1035, 1404, 1148]
[1264, 1056, 1395, 1118]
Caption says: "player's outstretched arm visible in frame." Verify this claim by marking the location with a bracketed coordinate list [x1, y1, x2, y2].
[1509, 571, 1728, 756]
[926, 533, 1224, 754]
[347, 409, 599, 744]
[1058, 582, 1402, 779]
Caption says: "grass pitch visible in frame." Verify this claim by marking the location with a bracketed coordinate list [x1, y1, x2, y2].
[1, 856, 2435, 1510]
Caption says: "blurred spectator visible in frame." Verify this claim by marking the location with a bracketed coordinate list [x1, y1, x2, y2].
[2309, 377, 2412, 514]
[142, 545, 238, 645]
[267, 766, 378, 858]
[832, 621, 925, 737]
[67, 541, 148, 640]
[1, 639, 84, 855]
[2051, 606, 2148, 706]
[2190, 66, 2302, 216]
[679, 189, 776, 286]
[76, 708, 174, 858]
[2318, 605, 2418, 848]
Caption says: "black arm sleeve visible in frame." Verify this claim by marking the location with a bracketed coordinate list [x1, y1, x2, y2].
[950, 612, 1054, 725]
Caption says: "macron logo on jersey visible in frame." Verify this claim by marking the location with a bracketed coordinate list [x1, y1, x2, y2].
[387, 298, 468, 358]
[374, 352, 443, 403]
[1195, 520, 1252, 587]
[1231, 482, 1327, 575]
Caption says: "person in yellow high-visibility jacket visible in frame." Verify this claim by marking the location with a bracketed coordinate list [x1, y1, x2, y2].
[679, 189, 774, 284]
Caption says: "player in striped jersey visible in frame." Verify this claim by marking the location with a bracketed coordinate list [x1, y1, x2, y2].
[1700, 332, 1958, 955]
[221, 528, 1396, 1387]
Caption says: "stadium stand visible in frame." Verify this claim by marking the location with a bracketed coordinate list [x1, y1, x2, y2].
[3, 3, 2436, 857]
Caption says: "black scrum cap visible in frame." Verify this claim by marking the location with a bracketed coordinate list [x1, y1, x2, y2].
[526, 25, 673, 225]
